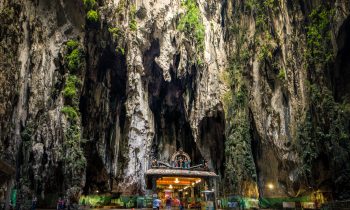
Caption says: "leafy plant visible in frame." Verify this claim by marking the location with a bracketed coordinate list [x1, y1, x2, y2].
[116, 46, 125, 55]
[87, 10, 99, 22]
[83, 0, 96, 10]
[129, 5, 137, 31]
[305, 7, 334, 68]
[277, 68, 286, 80]
[67, 49, 82, 71]
[178, 0, 205, 52]
[66, 40, 79, 51]
[63, 75, 79, 99]
[61, 106, 78, 120]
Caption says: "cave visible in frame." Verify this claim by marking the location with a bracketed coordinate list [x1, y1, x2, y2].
[143, 39, 205, 165]
[333, 16, 350, 102]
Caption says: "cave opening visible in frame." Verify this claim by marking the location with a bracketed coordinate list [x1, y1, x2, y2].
[333, 16, 350, 102]
[143, 39, 203, 165]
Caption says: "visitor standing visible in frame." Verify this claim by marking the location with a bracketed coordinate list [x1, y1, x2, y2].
[179, 199, 184, 210]
[31, 195, 37, 210]
[166, 197, 172, 210]
[152, 196, 161, 210]
[56, 197, 65, 210]
[65, 197, 71, 210]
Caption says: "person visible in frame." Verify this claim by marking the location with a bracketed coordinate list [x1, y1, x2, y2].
[31, 195, 37, 210]
[152, 196, 161, 210]
[57, 197, 65, 210]
[65, 197, 71, 210]
[179, 199, 184, 210]
[166, 197, 172, 210]
[239, 198, 245, 210]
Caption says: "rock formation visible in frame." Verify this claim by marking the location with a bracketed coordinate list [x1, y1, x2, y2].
[0, 0, 349, 205]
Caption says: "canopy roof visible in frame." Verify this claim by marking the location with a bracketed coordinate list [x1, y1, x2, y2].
[145, 168, 218, 178]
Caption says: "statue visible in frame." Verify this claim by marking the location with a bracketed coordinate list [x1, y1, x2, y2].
[151, 158, 158, 167]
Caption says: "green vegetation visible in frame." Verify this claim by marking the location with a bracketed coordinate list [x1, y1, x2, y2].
[61, 106, 78, 120]
[83, 0, 96, 9]
[223, 21, 256, 193]
[108, 27, 120, 38]
[116, 46, 125, 55]
[305, 6, 334, 69]
[63, 75, 79, 99]
[178, 0, 205, 52]
[65, 39, 83, 72]
[61, 40, 86, 187]
[87, 10, 99, 22]
[108, 27, 126, 55]
[294, 5, 350, 185]
[129, 5, 137, 31]
[277, 68, 286, 80]
[66, 40, 79, 51]
[82, 0, 99, 23]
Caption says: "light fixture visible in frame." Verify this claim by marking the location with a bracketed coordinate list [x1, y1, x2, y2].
[174, 178, 179, 184]
[196, 179, 201, 184]
[267, 183, 274, 190]
[192, 182, 195, 186]
[169, 185, 173, 189]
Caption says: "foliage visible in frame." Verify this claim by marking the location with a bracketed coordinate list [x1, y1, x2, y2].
[108, 27, 120, 38]
[305, 7, 334, 68]
[83, 0, 96, 10]
[67, 49, 82, 71]
[63, 75, 79, 99]
[129, 5, 137, 31]
[65, 40, 83, 72]
[178, 0, 205, 53]
[116, 46, 125, 55]
[291, 5, 350, 194]
[87, 10, 99, 22]
[66, 40, 79, 51]
[223, 21, 256, 193]
[61, 106, 78, 120]
[277, 68, 286, 80]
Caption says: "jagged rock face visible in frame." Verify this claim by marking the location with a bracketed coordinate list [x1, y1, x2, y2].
[103, 0, 227, 194]
[1, 0, 350, 204]
[223, 0, 350, 198]
[0, 0, 227, 198]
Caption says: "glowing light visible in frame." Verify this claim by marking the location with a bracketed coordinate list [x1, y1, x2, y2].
[192, 182, 195, 186]
[174, 178, 179, 184]
[195, 179, 201, 183]
[169, 185, 173, 189]
[267, 183, 274, 189]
